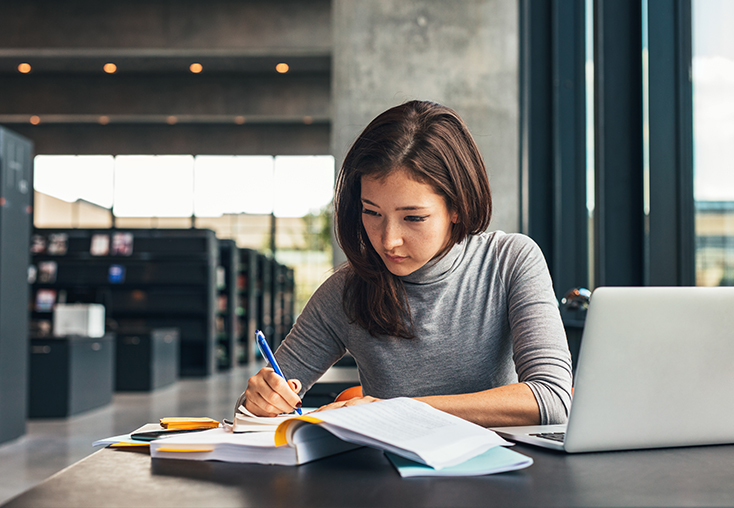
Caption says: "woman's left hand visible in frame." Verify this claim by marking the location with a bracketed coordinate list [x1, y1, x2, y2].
[313, 396, 381, 412]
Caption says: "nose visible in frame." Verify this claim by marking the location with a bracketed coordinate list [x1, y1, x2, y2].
[381, 219, 403, 251]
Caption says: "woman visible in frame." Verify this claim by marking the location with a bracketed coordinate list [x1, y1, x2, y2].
[239, 100, 572, 427]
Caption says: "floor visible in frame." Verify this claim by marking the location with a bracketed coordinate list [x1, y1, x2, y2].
[0, 364, 260, 506]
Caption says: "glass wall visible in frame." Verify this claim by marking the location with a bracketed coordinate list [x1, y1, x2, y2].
[693, 0, 734, 286]
[33, 154, 335, 312]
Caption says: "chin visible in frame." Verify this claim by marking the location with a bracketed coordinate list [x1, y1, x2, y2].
[383, 259, 422, 277]
[387, 267, 414, 277]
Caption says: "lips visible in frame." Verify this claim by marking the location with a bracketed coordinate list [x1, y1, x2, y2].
[384, 253, 408, 263]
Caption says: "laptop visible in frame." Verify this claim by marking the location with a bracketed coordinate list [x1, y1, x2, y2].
[491, 286, 734, 453]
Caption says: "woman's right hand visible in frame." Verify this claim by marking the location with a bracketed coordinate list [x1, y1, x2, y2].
[244, 367, 303, 417]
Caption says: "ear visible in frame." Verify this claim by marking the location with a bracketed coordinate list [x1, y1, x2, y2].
[451, 210, 459, 224]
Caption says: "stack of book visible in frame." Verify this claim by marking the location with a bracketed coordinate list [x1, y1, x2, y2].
[145, 398, 534, 477]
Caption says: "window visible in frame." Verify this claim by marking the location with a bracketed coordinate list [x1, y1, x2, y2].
[693, 0, 734, 286]
[33, 154, 336, 312]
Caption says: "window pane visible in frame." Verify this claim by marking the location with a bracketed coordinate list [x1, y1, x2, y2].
[34, 155, 114, 208]
[693, 0, 734, 286]
[273, 155, 335, 218]
[113, 155, 194, 217]
[194, 155, 274, 217]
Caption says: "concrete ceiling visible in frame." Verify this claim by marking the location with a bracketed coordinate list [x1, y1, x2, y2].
[0, 0, 333, 155]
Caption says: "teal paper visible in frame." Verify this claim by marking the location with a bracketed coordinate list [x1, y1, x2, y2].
[386, 446, 533, 477]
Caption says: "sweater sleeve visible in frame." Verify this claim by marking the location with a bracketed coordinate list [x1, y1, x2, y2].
[500, 235, 573, 424]
[234, 269, 351, 415]
[269, 269, 351, 396]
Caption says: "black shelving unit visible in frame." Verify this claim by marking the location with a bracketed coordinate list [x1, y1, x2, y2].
[236, 248, 258, 364]
[282, 266, 295, 339]
[257, 253, 274, 347]
[29, 333, 115, 417]
[0, 126, 33, 444]
[29, 228, 218, 377]
[271, 261, 295, 348]
[115, 327, 179, 391]
[216, 239, 238, 370]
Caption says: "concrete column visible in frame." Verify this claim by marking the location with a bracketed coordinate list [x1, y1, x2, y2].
[331, 0, 520, 266]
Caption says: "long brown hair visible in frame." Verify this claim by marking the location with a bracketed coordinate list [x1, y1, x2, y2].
[333, 100, 492, 338]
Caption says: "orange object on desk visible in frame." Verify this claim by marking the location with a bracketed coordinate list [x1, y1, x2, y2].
[334, 386, 363, 402]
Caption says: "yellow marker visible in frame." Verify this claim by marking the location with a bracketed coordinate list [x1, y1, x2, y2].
[109, 442, 149, 448]
[159, 417, 219, 430]
[155, 448, 215, 453]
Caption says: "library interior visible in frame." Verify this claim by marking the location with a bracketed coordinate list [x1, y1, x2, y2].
[0, 1, 733, 507]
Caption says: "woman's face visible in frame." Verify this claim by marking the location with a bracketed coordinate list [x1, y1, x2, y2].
[360, 169, 457, 277]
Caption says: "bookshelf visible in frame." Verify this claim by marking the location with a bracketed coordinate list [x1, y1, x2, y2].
[0, 126, 33, 443]
[236, 248, 258, 365]
[29, 228, 218, 377]
[235, 252, 296, 360]
[29, 334, 114, 417]
[271, 261, 296, 349]
[257, 253, 273, 347]
[216, 239, 238, 370]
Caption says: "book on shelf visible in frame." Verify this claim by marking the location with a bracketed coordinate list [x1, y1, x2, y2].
[149, 398, 524, 474]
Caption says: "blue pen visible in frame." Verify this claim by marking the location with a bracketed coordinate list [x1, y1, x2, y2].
[256, 330, 302, 415]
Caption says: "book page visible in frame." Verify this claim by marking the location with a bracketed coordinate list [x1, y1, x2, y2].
[305, 398, 509, 469]
[153, 428, 277, 447]
[317, 398, 458, 441]
[233, 405, 299, 432]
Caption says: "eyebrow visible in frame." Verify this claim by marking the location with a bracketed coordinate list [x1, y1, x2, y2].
[361, 198, 430, 211]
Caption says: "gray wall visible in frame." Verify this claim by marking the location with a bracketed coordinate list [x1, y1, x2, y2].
[331, 0, 519, 264]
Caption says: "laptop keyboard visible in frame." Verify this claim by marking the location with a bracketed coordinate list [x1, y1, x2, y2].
[530, 432, 566, 443]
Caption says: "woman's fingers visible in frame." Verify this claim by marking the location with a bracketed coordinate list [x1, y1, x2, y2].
[244, 368, 302, 417]
[312, 396, 380, 413]
[261, 369, 302, 408]
[288, 378, 302, 394]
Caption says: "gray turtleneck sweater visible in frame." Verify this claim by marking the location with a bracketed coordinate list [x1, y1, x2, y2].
[271, 231, 573, 425]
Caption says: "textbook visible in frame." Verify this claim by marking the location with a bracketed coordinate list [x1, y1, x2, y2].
[231, 405, 298, 432]
[150, 398, 512, 470]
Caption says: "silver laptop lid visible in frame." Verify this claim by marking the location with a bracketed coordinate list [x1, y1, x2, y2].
[564, 286, 734, 453]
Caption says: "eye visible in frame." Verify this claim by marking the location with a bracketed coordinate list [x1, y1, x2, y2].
[405, 215, 428, 222]
[362, 208, 380, 217]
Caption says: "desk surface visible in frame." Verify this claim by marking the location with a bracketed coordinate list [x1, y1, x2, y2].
[4, 443, 734, 508]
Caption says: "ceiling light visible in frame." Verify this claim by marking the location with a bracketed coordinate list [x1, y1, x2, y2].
[29, 115, 41, 125]
[103, 63, 117, 74]
[18, 63, 31, 73]
[189, 63, 203, 73]
[275, 63, 289, 74]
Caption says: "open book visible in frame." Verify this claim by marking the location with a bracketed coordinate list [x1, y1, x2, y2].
[230, 405, 298, 432]
[150, 398, 517, 472]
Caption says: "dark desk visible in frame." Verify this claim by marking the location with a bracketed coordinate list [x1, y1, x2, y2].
[4, 443, 734, 507]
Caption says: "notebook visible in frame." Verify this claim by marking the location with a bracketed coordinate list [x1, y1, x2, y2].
[491, 286, 734, 453]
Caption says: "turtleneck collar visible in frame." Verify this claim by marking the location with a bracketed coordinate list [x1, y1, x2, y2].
[400, 239, 466, 285]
